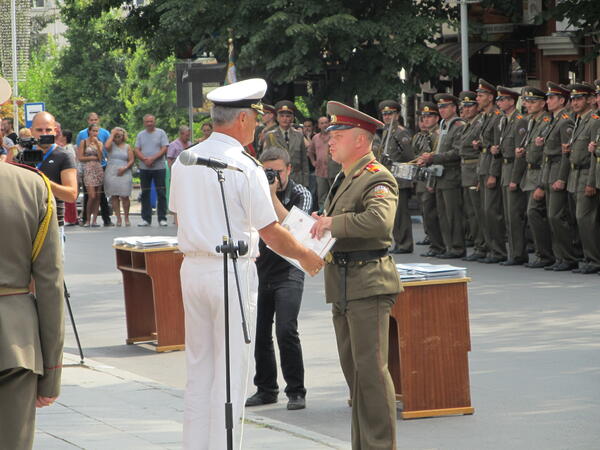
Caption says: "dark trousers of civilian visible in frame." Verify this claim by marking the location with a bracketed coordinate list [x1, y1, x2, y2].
[140, 169, 167, 224]
[253, 279, 306, 398]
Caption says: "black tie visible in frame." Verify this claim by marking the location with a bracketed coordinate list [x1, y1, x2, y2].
[284, 131, 289, 144]
[326, 171, 345, 205]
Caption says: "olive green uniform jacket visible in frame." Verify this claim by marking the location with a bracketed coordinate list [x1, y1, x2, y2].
[374, 123, 415, 189]
[490, 110, 529, 187]
[567, 110, 600, 194]
[459, 113, 486, 187]
[431, 117, 464, 190]
[0, 163, 64, 398]
[541, 109, 574, 186]
[264, 127, 309, 186]
[522, 112, 552, 191]
[323, 152, 403, 303]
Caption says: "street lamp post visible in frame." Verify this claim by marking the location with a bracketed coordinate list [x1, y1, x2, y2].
[460, 0, 469, 91]
[11, 0, 19, 130]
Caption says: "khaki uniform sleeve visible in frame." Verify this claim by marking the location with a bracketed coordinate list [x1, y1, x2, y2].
[558, 119, 574, 182]
[511, 117, 529, 184]
[331, 175, 398, 239]
[32, 194, 65, 398]
[432, 123, 463, 165]
[587, 119, 600, 186]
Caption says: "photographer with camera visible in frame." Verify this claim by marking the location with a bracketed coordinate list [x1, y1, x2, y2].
[28, 112, 78, 241]
[245, 146, 312, 411]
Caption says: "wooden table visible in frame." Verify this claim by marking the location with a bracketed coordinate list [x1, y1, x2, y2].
[389, 277, 474, 419]
[114, 245, 185, 352]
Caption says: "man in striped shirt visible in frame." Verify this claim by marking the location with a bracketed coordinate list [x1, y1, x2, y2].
[246, 146, 312, 411]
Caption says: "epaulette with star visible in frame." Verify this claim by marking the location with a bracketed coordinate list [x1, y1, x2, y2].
[543, 116, 551, 122]
[592, 114, 600, 120]
[242, 150, 261, 166]
[562, 113, 570, 119]
[494, 110, 501, 115]
[516, 114, 523, 119]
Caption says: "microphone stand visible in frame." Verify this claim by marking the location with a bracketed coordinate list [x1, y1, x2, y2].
[213, 168, 251, 450]
[64, 281, 85, 364]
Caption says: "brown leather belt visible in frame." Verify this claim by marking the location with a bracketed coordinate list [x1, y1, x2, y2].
[462, 158, 479, 164]
[0, 287, 29, 297]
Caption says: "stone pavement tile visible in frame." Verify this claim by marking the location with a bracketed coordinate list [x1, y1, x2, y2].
[34, 354, 350, 449]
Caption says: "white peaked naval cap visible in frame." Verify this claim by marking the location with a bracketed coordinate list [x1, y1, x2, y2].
[207, 78, 267, 114]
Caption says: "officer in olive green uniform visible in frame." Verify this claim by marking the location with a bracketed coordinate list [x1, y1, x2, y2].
[419, 93, 465, 258]
[541, 82, 579, 271]
[0, 163, 64, 450]
[374, 100, 415, 253]
[565, 83, 600, 273]
[255, 103, 277, 156]
[263, 100, 310, 186]
[311, 101, 401, 450]
[520, 87, 555, 268]
[458, 91, 487, 260]
[589, 82, 600, 275]
[489, 86, 529, 265]
[475, 80, 506, 263]
[413, 103, 443, 254]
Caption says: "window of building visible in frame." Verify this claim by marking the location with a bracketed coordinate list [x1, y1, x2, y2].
[32, 0, 45, 7]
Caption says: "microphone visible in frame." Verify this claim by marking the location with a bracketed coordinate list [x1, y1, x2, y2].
[178, 150, 244, 172]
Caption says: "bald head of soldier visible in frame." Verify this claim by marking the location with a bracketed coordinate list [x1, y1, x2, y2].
[31, 111, 58, 151]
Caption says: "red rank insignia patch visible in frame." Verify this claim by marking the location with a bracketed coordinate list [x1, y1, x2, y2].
[365, 163, 381, 173]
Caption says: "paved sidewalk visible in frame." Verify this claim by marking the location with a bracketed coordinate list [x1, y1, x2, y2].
[34, 353, 349, 449]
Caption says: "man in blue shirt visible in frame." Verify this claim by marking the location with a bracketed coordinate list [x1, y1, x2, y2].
[75, 112, 113, 226]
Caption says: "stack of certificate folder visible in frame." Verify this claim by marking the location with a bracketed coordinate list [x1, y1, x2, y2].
[113, 236, 178, 249]
[396, 263, 467, 281]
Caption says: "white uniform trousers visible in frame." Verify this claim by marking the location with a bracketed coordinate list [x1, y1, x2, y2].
[181, 256, 257, 450]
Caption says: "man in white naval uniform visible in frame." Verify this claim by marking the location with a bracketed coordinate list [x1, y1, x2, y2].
[169, 78, 324, 450]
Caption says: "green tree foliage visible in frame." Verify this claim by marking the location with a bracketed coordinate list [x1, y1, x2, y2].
[45, 9, 126, 132]
[19, 37, 59, 105]
[118, 45, 188, 140]
[61, 0, 459, 115]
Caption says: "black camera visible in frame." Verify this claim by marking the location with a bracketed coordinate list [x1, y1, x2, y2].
[264, 168, 282, 185]
[15, 135, 55, 166]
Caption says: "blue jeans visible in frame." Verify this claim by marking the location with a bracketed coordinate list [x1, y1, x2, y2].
[140, 169, 167, 223]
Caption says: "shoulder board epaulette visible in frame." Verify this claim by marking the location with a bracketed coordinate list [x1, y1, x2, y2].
[242, 151, 261, 166]
[543, 116, 551, 122]
[494, 110, 501, 115]
[365, 162, 383, 173]
[592, 114, 600, 120]
[516, 114, 523, 119]
[562, 113, 570, 119]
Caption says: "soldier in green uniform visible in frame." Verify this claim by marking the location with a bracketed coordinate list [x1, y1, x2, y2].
[475, 80, 506, 263]
[418, 93, 466, 258]
[458, 91, 487, 260]
[263, 100, 310, 186]
[519, 87, 555, 268]
[564, 83, 600, 273]
[255, 103, 277, 156]
[539, 82, 579, 271]
[0, 162, 64, 450]
[374, 100, 415, 253]
[310, 101, 402, 450]
[489, 86, 529, 265]
[588, 82, 600, 275]
[413, 103, 443, 254]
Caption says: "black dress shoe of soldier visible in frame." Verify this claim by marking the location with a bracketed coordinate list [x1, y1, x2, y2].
[478, 256, 505, 264]
[544, 260, 561, 271]
[438, 251, 466, 259]
[525, 259, 554, 269]
[499, 258, 527, 266]
[416, 238, 431, 246]
[287, 395, 306, 410]
[420, 249, 442, 257]
[245, 391, 278, 407]
[572, 264, 600, 274]
[553, 261, 578, 271]
[463, 253, 486, 262]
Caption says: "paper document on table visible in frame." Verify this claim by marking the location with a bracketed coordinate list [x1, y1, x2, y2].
[269, 206, 336, 273]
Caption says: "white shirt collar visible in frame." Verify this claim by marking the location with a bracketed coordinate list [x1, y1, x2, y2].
[208, 131, 243, 148]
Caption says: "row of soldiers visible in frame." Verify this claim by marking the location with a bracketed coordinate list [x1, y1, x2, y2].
[374, 79, 600, 273]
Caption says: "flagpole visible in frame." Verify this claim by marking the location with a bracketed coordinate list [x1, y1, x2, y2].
[11, 0, 19, 130]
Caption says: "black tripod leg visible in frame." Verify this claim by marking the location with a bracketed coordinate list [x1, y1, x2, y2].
[63, 282, 84, 364]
